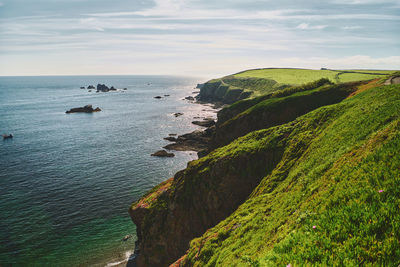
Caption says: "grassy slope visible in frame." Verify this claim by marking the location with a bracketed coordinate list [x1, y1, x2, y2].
[178, 83, 400, 266]
[213, 80, 360, 148]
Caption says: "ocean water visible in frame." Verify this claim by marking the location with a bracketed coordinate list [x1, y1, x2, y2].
[0, 75, 215, 266]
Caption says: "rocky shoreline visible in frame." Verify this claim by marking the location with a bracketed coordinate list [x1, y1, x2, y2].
[133, 82, 222, 265]
[150, 91, 220, 158]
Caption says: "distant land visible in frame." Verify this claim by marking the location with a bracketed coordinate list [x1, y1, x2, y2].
[129, 68, 400, 266]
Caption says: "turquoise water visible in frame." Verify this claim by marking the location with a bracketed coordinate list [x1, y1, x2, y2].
[0, 76, 214, 266]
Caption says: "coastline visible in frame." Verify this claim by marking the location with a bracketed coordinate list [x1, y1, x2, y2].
[104, 85, 218, 267]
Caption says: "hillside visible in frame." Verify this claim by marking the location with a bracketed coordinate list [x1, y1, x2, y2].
[130, 71, 400, 266]
[197, 68, 395, 104]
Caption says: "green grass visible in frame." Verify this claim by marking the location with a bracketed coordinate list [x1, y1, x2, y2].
[235, 69, 339, 84]
[342, 70, 397, 74]
[234, 68, 392, 85]
[179, 83, 400, 266]
[336, 72, 384, 83]
[199, 68, 395, 103]
[213, 80, 361, 148]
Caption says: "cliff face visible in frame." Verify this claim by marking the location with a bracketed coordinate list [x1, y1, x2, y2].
[130, 127, 287, 266]
[130, 73, 400, 266]
[196, 76, 286, 104]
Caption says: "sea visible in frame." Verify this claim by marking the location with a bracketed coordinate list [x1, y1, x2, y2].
[0, 75, 216, 266]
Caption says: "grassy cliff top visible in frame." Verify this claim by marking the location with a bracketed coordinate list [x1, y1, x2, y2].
[234, 68, 396, 84]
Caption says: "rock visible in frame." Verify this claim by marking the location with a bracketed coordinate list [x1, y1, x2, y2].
[385, 76, 400, 85]
[2, 134, 13, 140]
[97, 84, 110, 92]
[109, 86, 117, 91]
[122, 234, 132, 241]
[169, 134, 177, 136]
[151, 150, 175, 157]
[66, 105, 101, 114]
[80, 86, 85, 89]
[164, 94, 170, 97]
[88, 85, 95, 89]
[196, 83, 204, 89]
[192, 91, 200, 94]
[88, 90, 92, 92]
[174, 112, 183, 117]
[192, 118, 215, 127]
[123, 88, 127, 90]
[154, 96, 162, 99]
[163, 128, 213, 152]
[185, 96, 195, 101]
[164, 137, 177, 142]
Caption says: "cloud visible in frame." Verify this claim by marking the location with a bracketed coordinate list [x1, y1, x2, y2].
[342, 25, 363, 30]
[296, 23, 327, 30]
[331, 0, 399, 4]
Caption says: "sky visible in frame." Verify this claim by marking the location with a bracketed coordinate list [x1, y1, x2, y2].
[0, 0, 399, 77]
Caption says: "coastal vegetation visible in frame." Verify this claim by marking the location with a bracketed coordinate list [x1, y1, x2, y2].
[130, 69, 400, 266]
[197, 68, 395, 104]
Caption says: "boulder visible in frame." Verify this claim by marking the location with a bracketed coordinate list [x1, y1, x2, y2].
[151, 150, 175, 157]
[88, 85, 95, 89]
[80, 86, 85, 89]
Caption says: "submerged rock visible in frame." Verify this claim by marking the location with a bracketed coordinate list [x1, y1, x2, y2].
[66, 105, 101, 114]
[151, 150, 175, 157]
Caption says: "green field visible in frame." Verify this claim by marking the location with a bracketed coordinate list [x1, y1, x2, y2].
[198, 68, 395, 104]
[234, 68, 391, 84]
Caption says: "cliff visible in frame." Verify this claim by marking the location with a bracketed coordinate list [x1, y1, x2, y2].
[196, 75, 288, 104]
[130, 70, 400, 266]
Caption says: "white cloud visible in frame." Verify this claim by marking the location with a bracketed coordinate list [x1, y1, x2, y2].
[342, 25, 363, 30]
[296, 23, 327, 30]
